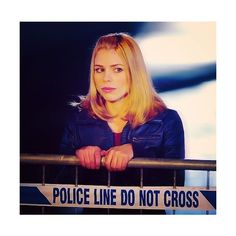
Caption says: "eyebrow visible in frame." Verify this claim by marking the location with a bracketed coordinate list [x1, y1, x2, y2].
[94, 64, 124, 67]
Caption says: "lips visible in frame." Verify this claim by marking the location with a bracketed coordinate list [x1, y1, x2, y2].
[101, 87, 116, 93]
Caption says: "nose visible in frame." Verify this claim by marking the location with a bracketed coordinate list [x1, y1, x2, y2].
[103, 70, 112, 82]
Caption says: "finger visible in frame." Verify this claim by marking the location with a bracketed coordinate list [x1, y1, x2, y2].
[88, 149, 96, 169]
[116, 156, 124, 171]
[115, 154, 128, 171]
[80, 154, 86, 168]
[94, 149, 101, 169]
[110, 152, 118, 171]
[105, 150, 113, 171]
[76, 150, 85, 167]
[84, 150, 91, 169]
[121, 158, 128, 171]
[101, 150, 108, 157]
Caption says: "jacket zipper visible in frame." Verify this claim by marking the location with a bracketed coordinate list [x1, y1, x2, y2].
[132, 135, 161, 142]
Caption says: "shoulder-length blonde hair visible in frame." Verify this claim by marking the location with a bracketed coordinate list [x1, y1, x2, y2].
[81, 32, 166, 128]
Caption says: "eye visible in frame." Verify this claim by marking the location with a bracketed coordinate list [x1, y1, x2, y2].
[94, 67, 104, 73]
[114, 67, 123, 73]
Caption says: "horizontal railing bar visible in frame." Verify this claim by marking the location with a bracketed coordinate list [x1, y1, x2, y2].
[20, 154, 216, 171]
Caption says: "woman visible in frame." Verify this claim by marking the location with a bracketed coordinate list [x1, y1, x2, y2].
[60, 33, 185, 213]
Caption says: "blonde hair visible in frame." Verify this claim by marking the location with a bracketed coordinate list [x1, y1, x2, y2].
[81, 32, 166, 128]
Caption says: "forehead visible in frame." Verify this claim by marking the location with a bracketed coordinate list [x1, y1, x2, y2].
[94, 49, 124, 65]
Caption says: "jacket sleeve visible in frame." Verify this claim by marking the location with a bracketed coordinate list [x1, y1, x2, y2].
[162, 110, 185, 186]
[59, 113, 79, 155]
[163, 110, 185, 160]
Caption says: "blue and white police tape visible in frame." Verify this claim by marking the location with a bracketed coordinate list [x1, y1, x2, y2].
[20, 184, 216, 210]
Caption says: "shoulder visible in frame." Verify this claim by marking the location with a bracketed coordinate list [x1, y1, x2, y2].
[152, 108, 182, 123]
[65, 107, 101, 125]
[152, 108, 184, 133]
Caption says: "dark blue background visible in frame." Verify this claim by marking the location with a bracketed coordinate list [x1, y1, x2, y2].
[20, 22, 149, 154]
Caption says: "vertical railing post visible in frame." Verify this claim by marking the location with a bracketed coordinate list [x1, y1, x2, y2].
[206, 170, 210, 189]
[140, 168, 143, 214]
[140, 168, 144, 188]
[41, 165, 46, 214]
[107, 171, 111, 214]
[42, 165, 45, 186]
[75, 166, 78, 187]
[172, 170, 177, 215]
[74, 165, 79, 214]
[107, 171, 111, 188]
[206, 170, 210, 215]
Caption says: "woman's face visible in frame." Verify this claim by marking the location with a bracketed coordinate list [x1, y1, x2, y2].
[94, 49, 129, 103]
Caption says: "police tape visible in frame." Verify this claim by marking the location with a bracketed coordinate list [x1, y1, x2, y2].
[20, 184, 216, 210]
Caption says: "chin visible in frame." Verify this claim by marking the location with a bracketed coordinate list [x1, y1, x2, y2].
[102, 94, 118, 101]
[102, 92, 127, 103]
[104, 97, 118, 102]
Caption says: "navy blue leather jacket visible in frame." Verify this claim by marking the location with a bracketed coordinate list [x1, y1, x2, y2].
[59, 108, 185, 187]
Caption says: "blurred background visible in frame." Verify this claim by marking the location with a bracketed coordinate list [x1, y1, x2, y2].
[20, 22, 216, 214]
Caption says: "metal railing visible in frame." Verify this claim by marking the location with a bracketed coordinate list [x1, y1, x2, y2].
[20, 153, 216, 214]
[20, 154, 216, 170]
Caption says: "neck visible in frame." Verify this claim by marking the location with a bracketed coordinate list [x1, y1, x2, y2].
[106, 96, 128, 118]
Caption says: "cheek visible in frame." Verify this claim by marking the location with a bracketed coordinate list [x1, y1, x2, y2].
[119, 76, 129, 92]
[94, 77, 101, 88]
